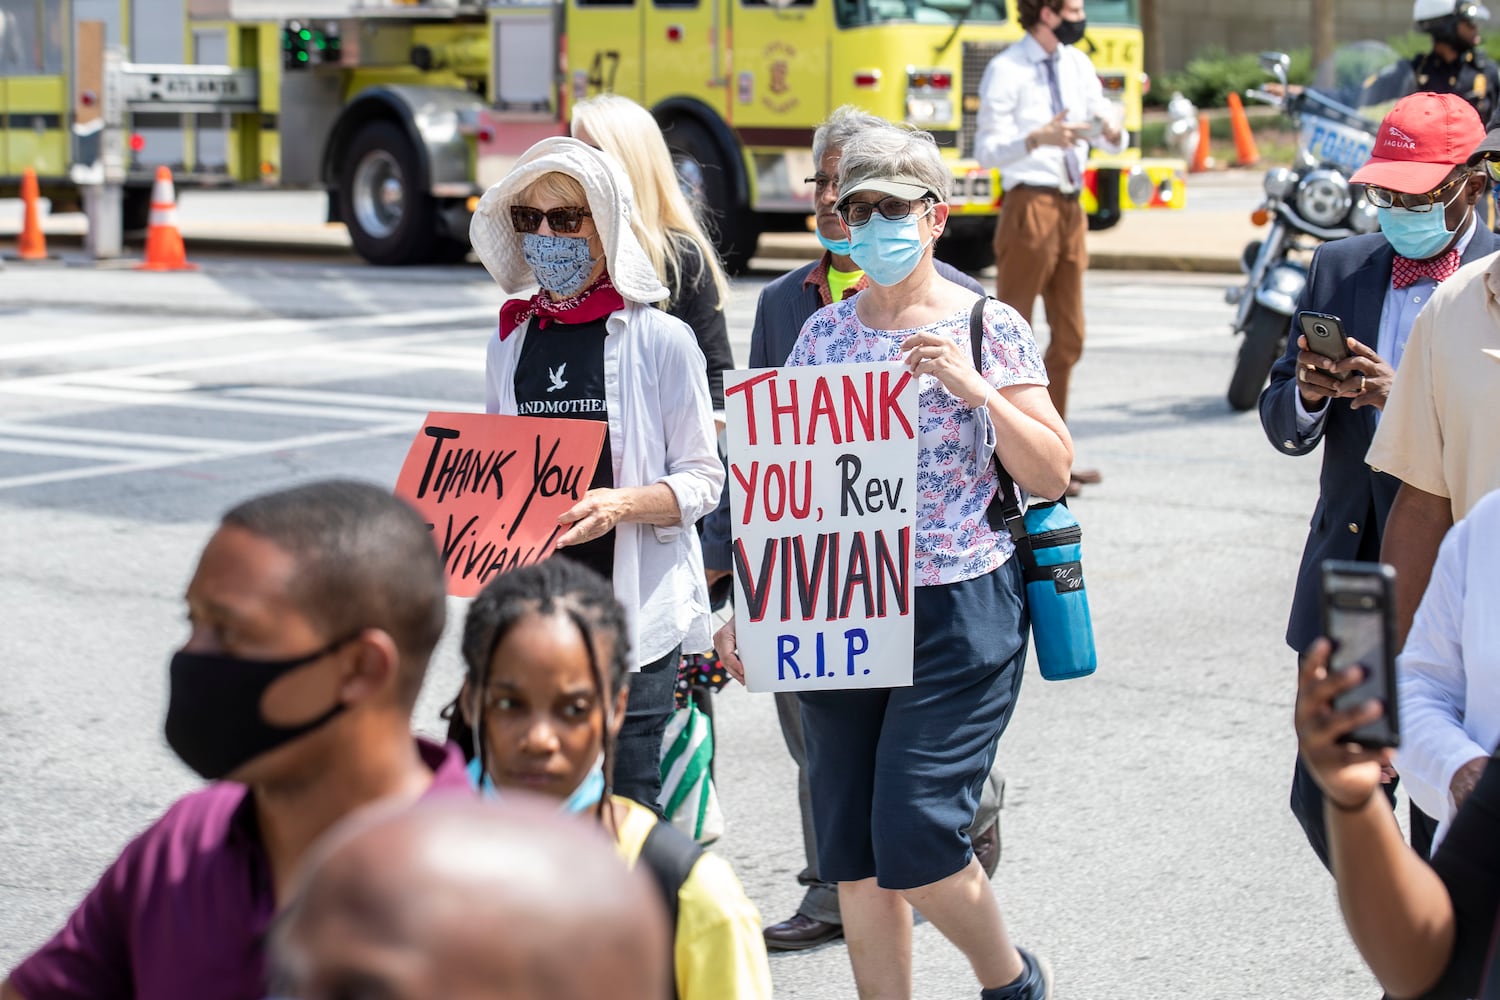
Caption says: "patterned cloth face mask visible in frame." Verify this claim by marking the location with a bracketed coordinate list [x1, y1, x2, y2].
[522, 233, 598, 297]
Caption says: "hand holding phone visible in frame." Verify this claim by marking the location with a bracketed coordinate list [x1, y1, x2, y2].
[1298, 311, 1352, 380]
[1320, 560, 1400, 749]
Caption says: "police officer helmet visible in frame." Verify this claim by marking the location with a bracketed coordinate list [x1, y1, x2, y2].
[1416, 0, 1490, 38]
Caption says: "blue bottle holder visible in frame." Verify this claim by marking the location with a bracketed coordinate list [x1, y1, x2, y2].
[1021, 502, 1097, 681]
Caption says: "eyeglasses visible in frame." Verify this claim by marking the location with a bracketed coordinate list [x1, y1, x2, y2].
[837, 195, 935, 227]
[804, 174, 836, 194]
[1364, 172, 1470, 212]
[510, 205, 593, 234]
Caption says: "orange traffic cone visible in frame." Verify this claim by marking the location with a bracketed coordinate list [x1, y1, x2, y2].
[1191, 113, 1213, 173]
[137, 166, 195, 271]
[15, 167, 50, 261]
[1228, 92, 1260, 168]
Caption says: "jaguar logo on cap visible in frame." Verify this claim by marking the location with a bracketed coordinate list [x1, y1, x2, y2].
[1384, 125, 1420, 151]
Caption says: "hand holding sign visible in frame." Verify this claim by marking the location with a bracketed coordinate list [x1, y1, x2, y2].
[556, 488, 634, 548]
[394, 412, 606, 597]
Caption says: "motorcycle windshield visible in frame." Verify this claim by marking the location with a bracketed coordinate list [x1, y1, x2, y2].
[1298, 42, 1414, 174]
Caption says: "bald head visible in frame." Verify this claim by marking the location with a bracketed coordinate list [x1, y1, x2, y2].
[269, 797, 671, 1000]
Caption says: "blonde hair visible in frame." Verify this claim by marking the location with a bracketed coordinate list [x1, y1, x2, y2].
[517, 171, 590, 211]
[571, 95, 729, 311]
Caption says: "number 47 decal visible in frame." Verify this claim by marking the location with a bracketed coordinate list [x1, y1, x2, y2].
[588, 51, 619, 92]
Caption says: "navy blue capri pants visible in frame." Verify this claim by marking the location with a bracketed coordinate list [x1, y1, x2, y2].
[798, 557, 1028, 890]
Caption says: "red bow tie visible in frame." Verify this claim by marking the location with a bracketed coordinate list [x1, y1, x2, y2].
[1392, 249, 1461, 289]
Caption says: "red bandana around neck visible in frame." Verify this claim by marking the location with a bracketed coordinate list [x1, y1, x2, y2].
[1392, 248, 1461, 289]
[498, 276, 625, 340]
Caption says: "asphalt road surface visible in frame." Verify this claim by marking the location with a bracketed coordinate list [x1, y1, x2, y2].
[0, 252, 1385, 998]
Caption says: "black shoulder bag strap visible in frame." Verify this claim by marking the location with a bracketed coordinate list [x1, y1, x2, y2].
[638, 820, 705, 1000]
[639, 819, 704, 927]
[970, 297, 1035, 569]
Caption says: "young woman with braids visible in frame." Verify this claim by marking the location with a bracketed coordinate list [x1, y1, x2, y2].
[449, 558, 771, 1000]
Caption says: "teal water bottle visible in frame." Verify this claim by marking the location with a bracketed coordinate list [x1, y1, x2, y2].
[1020, 502, 1097, 680]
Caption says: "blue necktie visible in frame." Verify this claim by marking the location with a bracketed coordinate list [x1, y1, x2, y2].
[1043, 54, 1082, 189]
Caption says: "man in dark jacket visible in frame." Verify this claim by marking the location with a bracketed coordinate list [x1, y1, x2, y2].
[750, 106, 1006, 953]
[1259, 92, 1497, 869]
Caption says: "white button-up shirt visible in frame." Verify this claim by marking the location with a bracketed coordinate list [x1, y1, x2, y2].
[1395, 487, 1500, 850]
[486, 300, 724, 666]
[972, 32, 1126, 191]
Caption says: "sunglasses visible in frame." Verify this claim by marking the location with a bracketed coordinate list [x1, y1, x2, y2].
[837, 195, 935, 227]
[510, 205, 593, 235]
[1364, 172, 1471, 212]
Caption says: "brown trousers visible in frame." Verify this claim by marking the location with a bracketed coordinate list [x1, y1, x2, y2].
[992, 186, 1088, 420]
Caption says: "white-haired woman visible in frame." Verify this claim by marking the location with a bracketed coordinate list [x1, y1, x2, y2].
[719, 122, 1071, 1000]
[469, 136, 724, 812]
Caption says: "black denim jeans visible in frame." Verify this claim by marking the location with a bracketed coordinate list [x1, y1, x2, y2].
[612, 644, 681, 815]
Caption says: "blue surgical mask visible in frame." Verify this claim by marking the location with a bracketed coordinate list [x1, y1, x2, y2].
[1378, 186, 1468, 260]
[817, 229, 853, 256]
[467, 754, 607, 815]
[522, 232, 597, 296]
[847, 207, 934, 286]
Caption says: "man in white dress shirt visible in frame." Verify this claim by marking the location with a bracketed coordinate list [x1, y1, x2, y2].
[973, 0, 1124, 494]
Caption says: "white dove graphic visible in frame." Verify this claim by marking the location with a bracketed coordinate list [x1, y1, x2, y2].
[547, 363, 569, 392]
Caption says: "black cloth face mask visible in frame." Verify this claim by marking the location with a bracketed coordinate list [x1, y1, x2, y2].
[1052, 16, 1087, 46]
[164, 635, 355, 780]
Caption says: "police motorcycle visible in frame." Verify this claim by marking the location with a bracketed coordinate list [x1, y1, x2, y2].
[1224, 43, 1414, 411]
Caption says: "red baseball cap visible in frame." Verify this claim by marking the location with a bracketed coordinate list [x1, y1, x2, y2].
[1350, 93, 1486, 193]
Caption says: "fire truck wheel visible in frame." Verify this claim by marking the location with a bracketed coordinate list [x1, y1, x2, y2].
[664, 117, 759, 275]
[339, 119, 438, 266]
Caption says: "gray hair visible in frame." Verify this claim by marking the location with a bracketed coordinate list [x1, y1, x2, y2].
[812, 105, 892, 166]
[836, 124, 952, 203]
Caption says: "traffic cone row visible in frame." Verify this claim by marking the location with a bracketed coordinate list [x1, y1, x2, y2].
[138, 166, 195, 271]
[8, 164, 196, 268]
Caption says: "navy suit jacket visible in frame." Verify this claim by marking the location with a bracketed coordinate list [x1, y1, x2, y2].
[1258, 226, 1500, 652]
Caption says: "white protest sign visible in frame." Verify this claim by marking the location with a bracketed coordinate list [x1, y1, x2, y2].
[724, 363, 919, 693]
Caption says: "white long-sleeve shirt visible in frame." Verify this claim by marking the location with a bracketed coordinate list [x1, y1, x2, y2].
[1394, 488, 1500, 849]
[486, 300, 725, 665]
[972, 32, 1126, 190]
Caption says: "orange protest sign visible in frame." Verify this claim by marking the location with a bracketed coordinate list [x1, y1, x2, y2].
[394, 412, 607, 597]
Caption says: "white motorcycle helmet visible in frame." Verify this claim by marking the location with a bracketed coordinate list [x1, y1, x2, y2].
[1414, 0, 1490, 26]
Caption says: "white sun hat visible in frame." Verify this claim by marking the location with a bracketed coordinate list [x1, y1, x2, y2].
[469, 136, 669, 303]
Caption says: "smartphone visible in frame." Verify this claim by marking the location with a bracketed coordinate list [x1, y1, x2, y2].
[1320, 560, 1400, 749]
[1298, 311, 1352, 380]
[1080, 117, 1107, 139]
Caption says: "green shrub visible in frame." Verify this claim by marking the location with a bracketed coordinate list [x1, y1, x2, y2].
[1147, 46, 1314, 109]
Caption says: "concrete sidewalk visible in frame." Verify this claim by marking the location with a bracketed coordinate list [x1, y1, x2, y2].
[1, 169, 1264, 273]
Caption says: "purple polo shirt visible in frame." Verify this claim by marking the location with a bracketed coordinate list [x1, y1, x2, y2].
[8, 739, 469, 1000]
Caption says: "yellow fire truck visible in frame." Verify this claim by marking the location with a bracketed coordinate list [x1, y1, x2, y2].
[0, 0, 1184, 268]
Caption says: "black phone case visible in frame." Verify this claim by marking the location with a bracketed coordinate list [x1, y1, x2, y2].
[1299, 310, 1352, 379]
[1320, 559, 1400, 749]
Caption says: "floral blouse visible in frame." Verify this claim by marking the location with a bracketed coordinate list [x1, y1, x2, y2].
[786, 296, 1047, 586]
